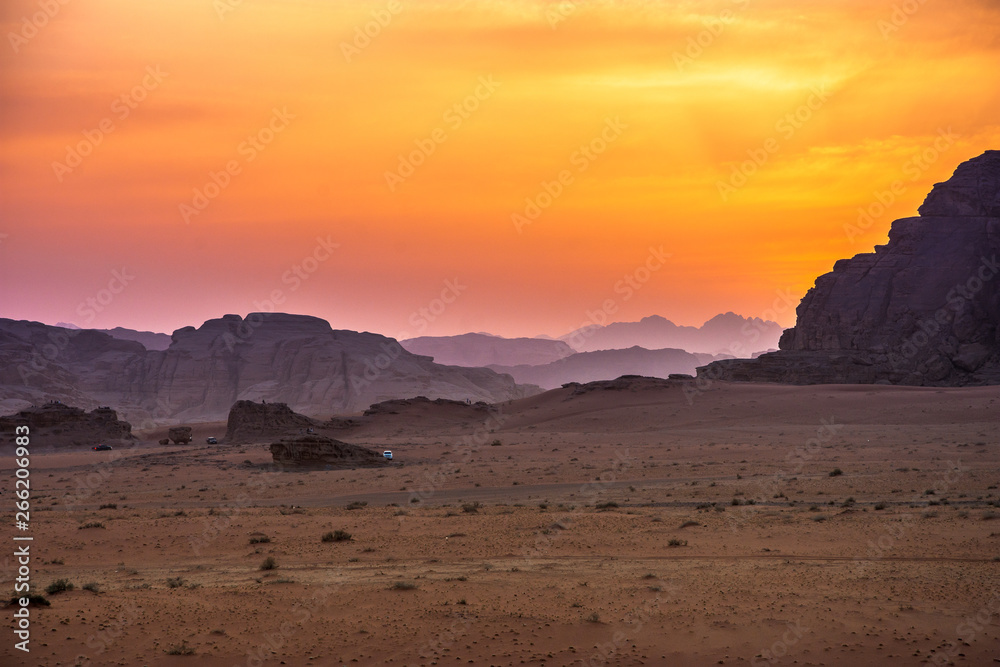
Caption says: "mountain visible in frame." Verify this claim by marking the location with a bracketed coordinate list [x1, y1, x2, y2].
[0, 313, 540, 424]
[560, 312, 783, 355]
[400, 332, 575, 367]
[699, 150, 1000, 385]
[488, 346, 724, 389]
[97, 327, 172, 350]
[55, 323, 171, 350]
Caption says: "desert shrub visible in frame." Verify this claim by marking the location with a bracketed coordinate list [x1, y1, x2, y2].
[78, 521, 105, 529]
[249, 535, 270, 544]
[595, 501, 618, 510]
[345, 501, 367, 510]
[260, 557, 277, 570]
[166, 641, 195, 655]
[679, 520, 700, 528]
[392, 581, 417, 590]
[874, 502, 887, 511]
[322, 530, 352, 542]
[983, 511, 999, 521]
[810, 514, 828, 522]
[829, 468, 843, 477]
[462, 502, 481, 514]
[45, 579, 73, 595]
[585, 612, 600, 623]
[490, 439, 502, 446]
[166, 577, 185, 588]
[99, 503, 117, 510]
[667, 539, 687, 547]
[81, 582, 101, 593]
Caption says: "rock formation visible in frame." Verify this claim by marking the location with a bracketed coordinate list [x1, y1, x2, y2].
[400, 333, 574, 367]
[269, 435, 384, 468]
[167, 426, 193, 445]
[226, 400, 320, 443]
[699, 151, 1000, 386]
[0, 402, 135, 449]
[0, 313, 540, 423]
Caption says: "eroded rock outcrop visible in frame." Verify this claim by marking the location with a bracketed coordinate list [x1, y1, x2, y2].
[0, 402, 135, 449]
[699, 151, 1000, 386]
[226, 400, 320, 444]
[0, 313, 539, 423]
[269, 435, 384, 468]
[167, 426, 193, 445]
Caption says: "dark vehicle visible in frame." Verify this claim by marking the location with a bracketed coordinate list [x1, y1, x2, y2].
[92, 444, 113, 451]
[206, 437, 218, 444]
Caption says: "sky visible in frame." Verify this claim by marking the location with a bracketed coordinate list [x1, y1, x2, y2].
[1, 0, 999, 340]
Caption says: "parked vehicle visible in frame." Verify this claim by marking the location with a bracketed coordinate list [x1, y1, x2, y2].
[206, 437, 218, 444]
[92, 444, 113, 451]
[383, 451, 393, 460]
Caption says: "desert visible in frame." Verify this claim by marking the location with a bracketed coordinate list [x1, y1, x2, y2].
[2, 378, 999, 666]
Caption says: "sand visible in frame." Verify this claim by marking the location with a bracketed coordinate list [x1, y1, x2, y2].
[3, 380, 999, 666]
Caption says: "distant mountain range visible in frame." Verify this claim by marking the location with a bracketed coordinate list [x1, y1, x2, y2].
[57, 323, 172, 350]
[488, 346, 726, 390]
[560, 312, 782, 355]
[400, 333, 574, 367]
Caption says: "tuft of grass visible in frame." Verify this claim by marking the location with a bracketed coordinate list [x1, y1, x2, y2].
[98, 503, 118, 510]
[45, 579, 74, 595]
[260, 556, 277, 571]
[78, 521, 105, 529]
[829, 468, 843, 477]
[667, 539, 687, 547]
[595, 501, 618, 510]
[81, 582, 101, 593]
[322, 530, 352, 543]
[392, 581, 417, 590]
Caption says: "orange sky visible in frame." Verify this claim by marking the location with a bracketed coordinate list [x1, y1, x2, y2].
[1, 0, 999, 339]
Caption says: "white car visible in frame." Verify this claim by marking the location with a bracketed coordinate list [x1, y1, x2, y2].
[383, 451, 393, 460]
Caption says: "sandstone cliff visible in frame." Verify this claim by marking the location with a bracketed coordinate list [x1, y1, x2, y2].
[699, 151, 1000, 386]
[0, 313, 539, 423]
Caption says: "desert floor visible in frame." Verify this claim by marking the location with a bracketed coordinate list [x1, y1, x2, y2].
[3, 380, 1000, 666]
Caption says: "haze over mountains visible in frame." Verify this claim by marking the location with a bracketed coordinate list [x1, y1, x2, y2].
[0, 313, 534, 423]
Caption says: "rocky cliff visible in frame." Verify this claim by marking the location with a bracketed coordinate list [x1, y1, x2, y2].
[0, 313, 539, 423]
[699, 151, 1000, 386]
[0, 402, 135, 449]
